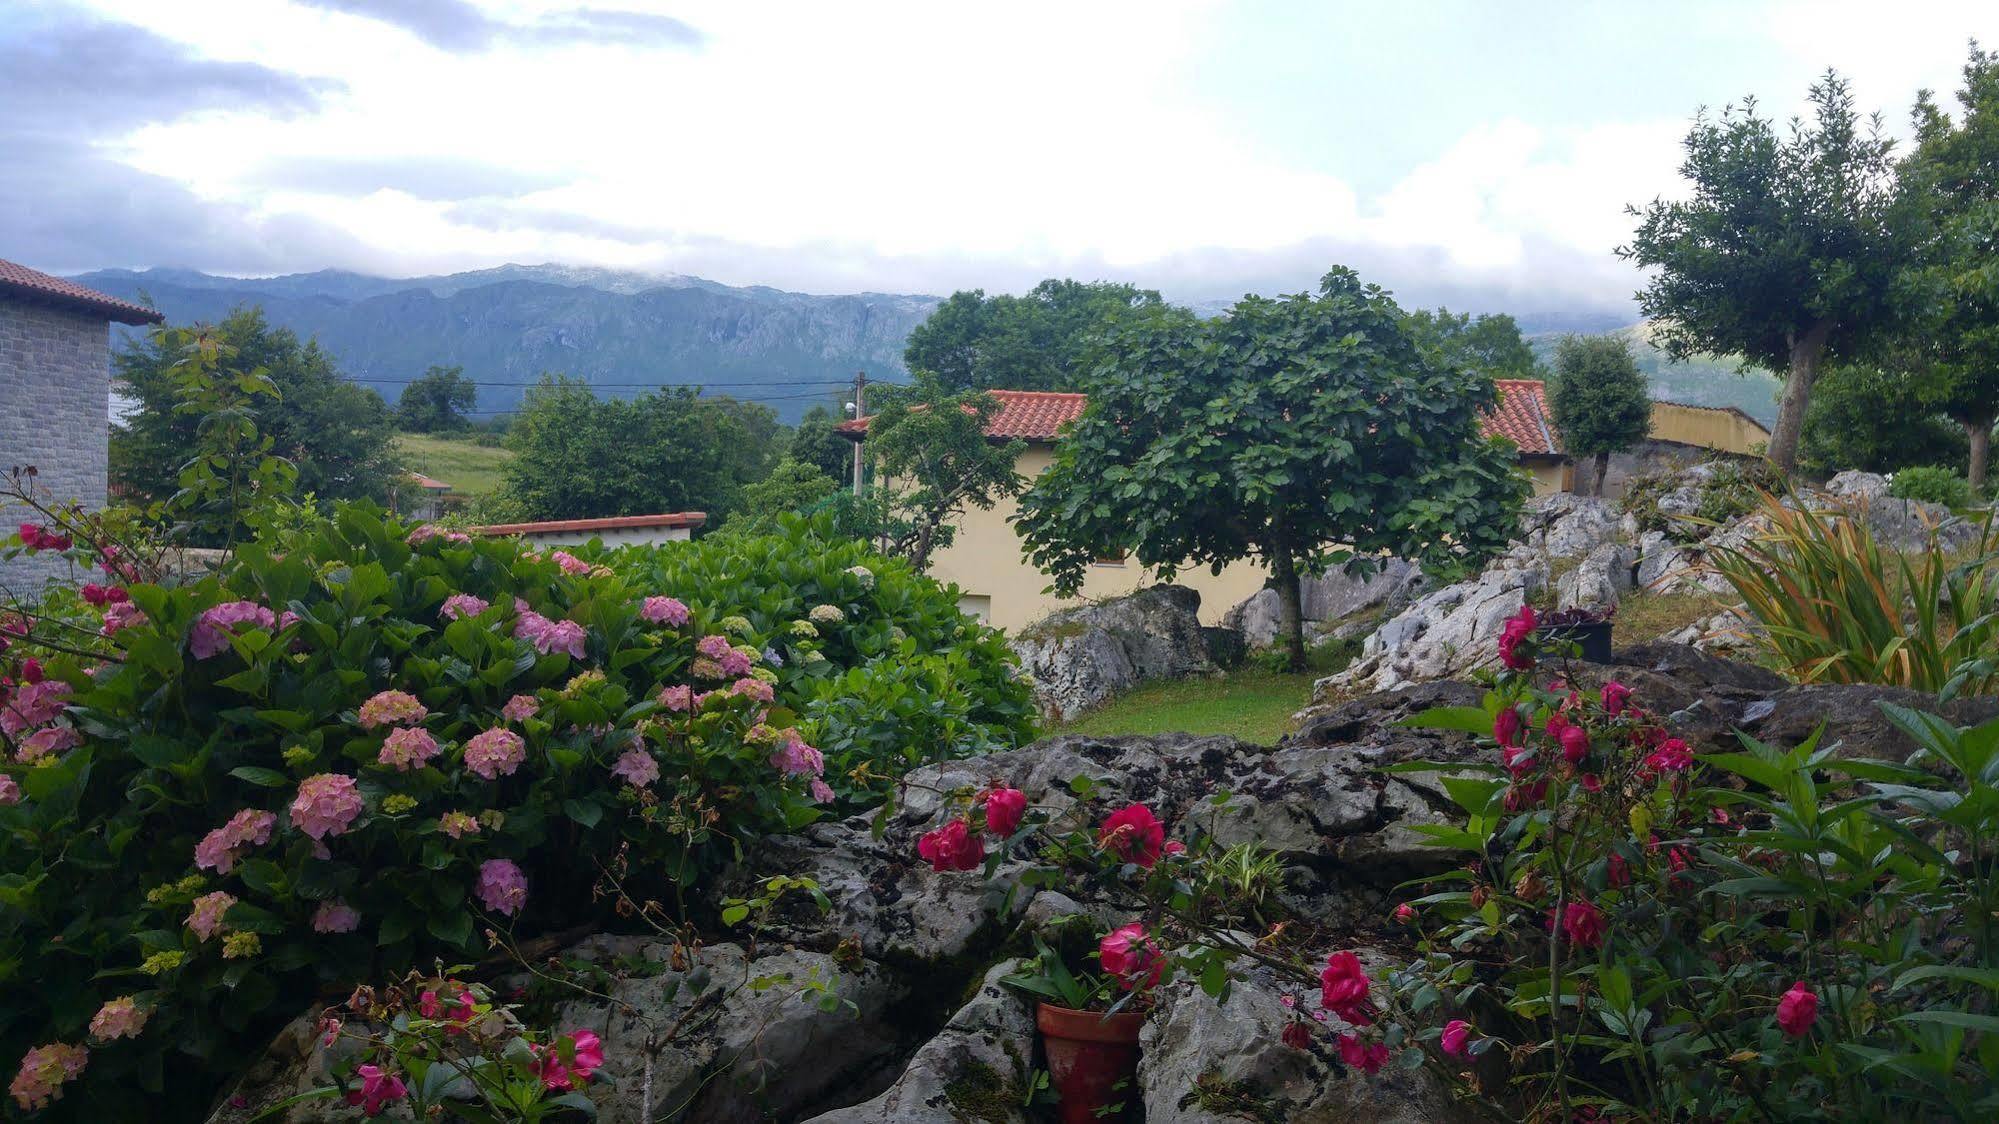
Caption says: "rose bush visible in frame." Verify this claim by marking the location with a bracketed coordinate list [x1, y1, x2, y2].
[0, 504, 1030, 1120]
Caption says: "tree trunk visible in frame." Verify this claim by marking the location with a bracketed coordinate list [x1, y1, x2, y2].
[1767, 319, 1834, 475]
[1967, 419, 1992, 496]
[1272, 553, 1306, 672]
[1590, 451, 1610, 497]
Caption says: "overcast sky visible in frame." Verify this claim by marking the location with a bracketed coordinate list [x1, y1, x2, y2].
[4, 0, 1997, 320]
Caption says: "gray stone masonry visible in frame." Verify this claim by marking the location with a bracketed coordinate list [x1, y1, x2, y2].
[0, 298, 111, 595]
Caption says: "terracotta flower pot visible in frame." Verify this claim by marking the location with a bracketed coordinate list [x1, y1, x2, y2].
[1036, 1001, 1145, 1124]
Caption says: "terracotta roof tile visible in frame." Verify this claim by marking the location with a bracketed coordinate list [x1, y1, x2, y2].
[843, 384, 1561, 455]
[0, 258, 164, 325]
[1482, 379, 1560, 455]
[473, 512, 706, 536]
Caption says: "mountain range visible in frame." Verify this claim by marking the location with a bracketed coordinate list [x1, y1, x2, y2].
[71, 264, 1779, 427]
[74, 264, 938, 422]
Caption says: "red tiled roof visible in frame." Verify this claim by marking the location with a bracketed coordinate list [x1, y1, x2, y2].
[841, 384, 1563, 455]
[835, 389, 1091, 442]
[473, 512, 706, 536]
[1482, 379, 1560, 456]
[404, 472, 452, 491]
[0, 258, 164, 325]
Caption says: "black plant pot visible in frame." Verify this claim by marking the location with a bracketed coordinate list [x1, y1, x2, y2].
[1536, 621, 1614, 664]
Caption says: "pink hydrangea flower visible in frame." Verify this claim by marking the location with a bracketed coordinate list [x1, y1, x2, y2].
[729, 677, 775, 704]
[378, 726, 441, 770]
[551, 550, 591, 575]
[357, 690, 427, 730]
[502, 694, 539, 722]
[770, 731, 824, 778]
[719, 648, 753, 678]
[695, 634, 733, 661]
[809, 779, 835, 804]
[89, 997, 148, 1041]
[312, 900, 362, 934]
[17, 724, 80, 762]
[1, 679, 69, 735]
[291, 774, 365, 840]
[440, 593, 490, 620]
[659, 685, 693, 711]
[476, 859, 528, 916]
[190, 601, 277, 660]
[611, 747, 659, 787]
[440, 811, 480, 839]
[639, 596, 690, 626]
[194, 809, 277, 874]
[516, 612, 587, 659]
[100, 601, 148, 636]
[0, 775, 19, 806]
[187, 891, 237, 941]
[464, 728, 526, 780]
[407, 524, 469, 546]
[9, 1042, 87, 1112]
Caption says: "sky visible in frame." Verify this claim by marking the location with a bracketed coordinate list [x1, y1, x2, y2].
[4, 0, 1998, 323]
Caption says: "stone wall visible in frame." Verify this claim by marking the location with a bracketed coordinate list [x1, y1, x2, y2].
[0, 298, 111, 595]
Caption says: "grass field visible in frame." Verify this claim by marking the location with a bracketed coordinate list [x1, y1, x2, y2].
[394, 433, 513, 498]
[1053, 668, 1318, 745]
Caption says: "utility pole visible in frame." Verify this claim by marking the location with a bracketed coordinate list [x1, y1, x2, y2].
[849, 370, 867, 495]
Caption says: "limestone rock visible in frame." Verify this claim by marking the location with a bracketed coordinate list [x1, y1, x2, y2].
[1222, 558, 1424, 650]
[1315, 558, 1546, 695]
[1521, 492, 1621, 559]
[1010, 586, 1232, 722]
[801, 960, 1036, 1124]
[1556, 542, 1634, 610]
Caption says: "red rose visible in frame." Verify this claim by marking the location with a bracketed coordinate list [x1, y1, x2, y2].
[1644, 737, 1693, 773]
[1098, 803, 1166, 867]
[1496, 605, 1537, 670]
[1600, 680, 1632, 716]
[1281, 1021, 1312, 1050]
[1558, 724, 1590, 764]
[1440, 1018, 1471, 1058]
[916, 818, 985, 872]
[1549, 899, 1607, 950]
[1776, 980, 1818, 1037]
[982, 787, 1027, 837]
[1097, 923, 1166, 990]
[1319, 951, 1372, 1024]
[1494, 705, 1523, 748]
[1337, 1032, 1389, 1074]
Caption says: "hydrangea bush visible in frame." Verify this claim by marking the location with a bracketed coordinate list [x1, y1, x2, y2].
[0, 505, 1030, 1119]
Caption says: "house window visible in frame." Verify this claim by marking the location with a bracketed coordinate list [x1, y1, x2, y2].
[1092, 552, 1127, 567]
[957, 594, 992, 623]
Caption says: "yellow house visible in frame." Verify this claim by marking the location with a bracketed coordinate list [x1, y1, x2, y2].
[839, 383, 1570, 633]
[1647, 401, 1770, 456]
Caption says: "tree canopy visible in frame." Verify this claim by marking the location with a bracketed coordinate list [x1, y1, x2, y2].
[902, 278, 1163, 392]
[1404, 308, 1540, 379]
[788, 403, 856, 484]
[1621, 72, 1907, 472]
[1801, 363, 1967, 476]
[395, 365, 479, 432]
[1899, 44, 1999, 490]
[499, 377, 780, 523]
[111, 307, 398, 510]
[860, 376, 1024, 571]
[1546, 336, 1653, 495]
[1015, 267, 1528, 669]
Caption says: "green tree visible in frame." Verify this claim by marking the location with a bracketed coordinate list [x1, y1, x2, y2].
[789, 404, 856, 483]
[861, 376, 1024, 571]
[112, 307, 398, 510]
[1404, 308, 1540, 379]
[716, 457, 840, 536]
[1016, 267, 1528, 670]
[1801, 363, 1967, 475]
[395, 365, 479, 433]
[1546, 336, 1653, 495]
[1621, 72, 1908, 473]
[1901, 44, 1999, 490]
[500, 376, 779, 523]
[903, 278, 1162, 392]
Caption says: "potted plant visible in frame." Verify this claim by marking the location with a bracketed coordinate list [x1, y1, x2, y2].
[1535, 605, 1615, 663]
[1003, 932, 1156, 1123]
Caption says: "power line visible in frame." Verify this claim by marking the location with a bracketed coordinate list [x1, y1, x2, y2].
[347, 376, 853, 389]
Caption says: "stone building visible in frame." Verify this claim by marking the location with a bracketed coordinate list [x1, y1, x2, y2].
[0, 258, 163, 594]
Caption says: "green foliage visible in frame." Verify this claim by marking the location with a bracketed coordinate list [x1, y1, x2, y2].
[1546, 336, 1651, 493]
[393, 365, 478, 433]
[1890, 465, 1974, 508]
[788, 404, 856, 482]
[0, 506, 1027, 1119]
[111, 310, 397, 519]
[1711, 492, 1999, 695]
[1016, 266, 1527, 666]
[1801, 363, 1968, 476]
[1397, 665, 1999, 1120]
[1619, 458, 1782, 535]
[860, 377, 1025, 571]
[1622, 72, 1908, 469]
[499, 375, 780, 524]
[716, 457, 841, 537]
[1403, 308, 1539, 379]
[903, 279, 1162, 393]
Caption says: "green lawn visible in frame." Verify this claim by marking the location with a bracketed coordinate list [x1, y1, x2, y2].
[394, 433, 513, 498]
[1052, 669, 1319, 745]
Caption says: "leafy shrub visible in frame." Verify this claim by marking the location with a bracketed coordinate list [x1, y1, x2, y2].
[0, 505, 1027, 1119]
[1620, 457, 1782, 534]
[1889, 464, 1974, 508]
[1388, 617, 1999, 1119]
[1711, 493, 1999, 695]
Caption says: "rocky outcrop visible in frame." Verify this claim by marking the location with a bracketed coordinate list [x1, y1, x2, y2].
[1824, 471, 1982, 553]
[1315, 548, 1546, 695]
[1556, 541, 1634, 610]
[1222, 559, 1425, 650]
[1517, 492, 1621, 560]
[1010, 586, 1238, 722]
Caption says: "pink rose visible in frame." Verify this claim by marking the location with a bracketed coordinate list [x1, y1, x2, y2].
[1097, 923, 1166, 990]
[1337, 1032, 1389, 1074]
[982, 787, 1027, 837]
[1496, 604, 1537, 670]
[1393, 903, 1416, 925]
[1600, 680, 1632, 716]
[1558, 723, 1589, 764]
[1493, 705, 1523, 748]
[1550, 899, 1608, 950]
[1440, 1018, 1471, 1058]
